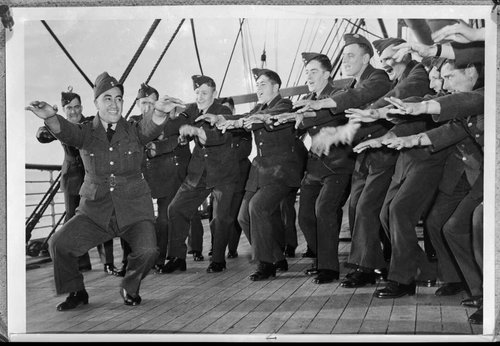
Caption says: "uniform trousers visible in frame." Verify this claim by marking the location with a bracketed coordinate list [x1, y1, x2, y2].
[49, 213, 158, 295]
[347, 164, 395, 271]
[298, 173, 351, 271]
[227, 158, 251, 253]
[64, 191, 114, 267]
[238, 184, 293, 264]
[280, 188, 300, 252]
[426, 173, 482, 295]
[380, 155, 443, 284]
[168, 182, 236, 264]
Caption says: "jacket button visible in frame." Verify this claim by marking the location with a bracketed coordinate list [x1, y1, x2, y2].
[367, 134, 372, 138]
[204, 154, 208, 157]
[313, 126, 317, 130]
[109, 147, 113, 151]
[110, 187, 114, 192]
[475, 134, 480, 138]
[259, 142, 263, 146]
[462, 157, 467, 161]
[468, 123, 472, 127]
[110, 161, 114, 165]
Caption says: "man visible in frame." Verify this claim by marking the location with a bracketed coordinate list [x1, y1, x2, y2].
[199, 68, 299, 280]
[26, 72, 179, 310]
[164, 75, 237, 274]
[376, 59, 483, 319]
[218, 97, 251, 259]
[36, 88, 116, 275]
[327, 37, 433, 289]
[129, 83, 204, 271]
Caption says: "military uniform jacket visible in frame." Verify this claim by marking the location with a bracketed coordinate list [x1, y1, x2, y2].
[129, 114, 192, 199]
[46, 113, 165, 229]
[426, 87, 484, 196]
[354, 60, 433, 174]
[231, 95, 300, 191]
[37, 115, 94, 195]
[298, 83, 357, 178]
[182, 101, 238, 188]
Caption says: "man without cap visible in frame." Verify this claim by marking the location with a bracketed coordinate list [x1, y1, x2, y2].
[197, 68, 300, 280]
[272, 33, 391, 284]
[163, 75, 237, 274]
[26, 72, 180, 309]
[128, 83, 204, 272]
[36, 88, 117, 276]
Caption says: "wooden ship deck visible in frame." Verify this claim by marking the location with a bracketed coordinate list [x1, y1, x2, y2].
[25, 211, 483, 340]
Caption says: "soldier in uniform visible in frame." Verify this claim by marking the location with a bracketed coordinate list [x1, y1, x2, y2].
[199, 68, 300, 280]
[272, 34, 392, 284]
[128, 83, 204, 271]
[36, 88, 117, 275]
[163, 75, 238, 274]
[26, 72, 180, 310]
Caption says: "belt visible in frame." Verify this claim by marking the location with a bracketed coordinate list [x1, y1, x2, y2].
[84, 172, 144, 188]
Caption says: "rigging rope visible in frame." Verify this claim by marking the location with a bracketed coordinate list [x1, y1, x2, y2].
[218, 18, 245, 98]
[40, 20, 94, 88]
[190, 19, 204, 75]
[285, 19, 309, 88]
[119, 19, 161, 85]
[344, 18, 383, 39]
[124, 19, 186, 119]
[319, 19, 338, 53]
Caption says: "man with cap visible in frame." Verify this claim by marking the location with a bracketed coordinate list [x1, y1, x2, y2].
[374, 58, 484, 317]
[198, 68, 300, 280]
[26, 71, 181, 310]
[217, 97, 251, 259]
[272, 33, 392, 284]
[128, 83, 205, 272]
[163, 75, 237, 274]
[36, 87, 117, 275]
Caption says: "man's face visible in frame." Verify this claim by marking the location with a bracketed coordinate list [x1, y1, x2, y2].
[63, 98, 83, 124]
[305, 59, 330, 93]
[379, 45, 406, 81]
[441, 63, 476, 93]
[195, 84, 216, 111]
[94, 86, 123, 123]
[136, 94, 158, 116]
[342, 44, 368, 78]
[428, 67, 443, 93]
[255, 75, 279, 104]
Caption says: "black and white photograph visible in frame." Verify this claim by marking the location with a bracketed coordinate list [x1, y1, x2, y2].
[1, 1, 498, 342]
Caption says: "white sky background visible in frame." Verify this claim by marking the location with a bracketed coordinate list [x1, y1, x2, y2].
[24, 17, 397, 165]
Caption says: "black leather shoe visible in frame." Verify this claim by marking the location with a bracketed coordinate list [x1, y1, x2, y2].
[374, 281, 416, 299]
[305, 267, 319, 276]
[435, 282, 465, 296]
[301, 247, 316, 258]
[56, 290, 89, 311]
[104, 263, 118, 275]
[417, 279, 437, 287]
[206, 261, 226, 273]
[284, 246, 295, 258]
[461, 295, 483, 308]
[120, 288, 142, 306]
[227, 250, 238, 259]
[249, 262, 276, 281]
[193, 251, 204, 262]
[468, 307, 483, 325]
[115, 266, 126, 277]
[313, 270, 339, 284]
[341, 270, 376, 288]
[274, 259, 288, 272]
[208, 249, 213, 256]
[160, 257, 187, 273]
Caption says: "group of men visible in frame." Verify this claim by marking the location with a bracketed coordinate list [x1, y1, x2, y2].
[26, 20, 484, 325]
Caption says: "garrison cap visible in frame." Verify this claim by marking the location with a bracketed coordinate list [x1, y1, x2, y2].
[372, 37, 406, 56]
[343, 33, 374, 57]
[61, 86, 81, 107]
[251, 68, 282, 87]
[430, 56, 447, 71]
[192, 75, 216, 90]
[93, 72, 123, 99]
[137, 83, 159, 100]
[301, 52, 333, 71]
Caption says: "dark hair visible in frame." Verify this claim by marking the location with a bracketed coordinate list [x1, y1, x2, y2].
[219, 97, 234, 108]
[356, 43, 372, 59]
[309, 55, 333, 72]
[259, 70, 282, 88]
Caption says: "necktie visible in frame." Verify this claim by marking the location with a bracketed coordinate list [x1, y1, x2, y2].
[311, 92, 317, 101]
[106, 123, 115, 142]
[261, 103, 268, 111]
